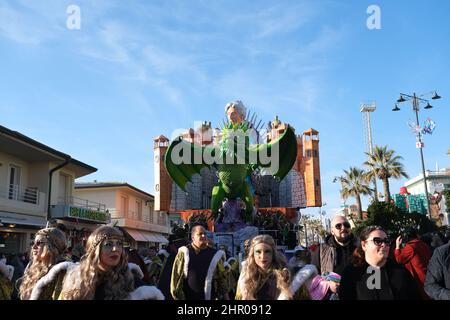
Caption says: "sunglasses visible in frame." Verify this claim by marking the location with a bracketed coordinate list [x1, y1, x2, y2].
[30, 240, 48, 247]
[366, 237, 392, 246]
[335, 222, 351, 230]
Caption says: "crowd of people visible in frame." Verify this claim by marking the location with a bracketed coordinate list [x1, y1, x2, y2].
[0, 214, 449, 300]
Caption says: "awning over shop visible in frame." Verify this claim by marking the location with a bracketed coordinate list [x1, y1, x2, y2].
[142, 231, 168, 244]
[124, 228, 148, 242]
[0, 212, 46, 227]
[123, 228, 168, 244]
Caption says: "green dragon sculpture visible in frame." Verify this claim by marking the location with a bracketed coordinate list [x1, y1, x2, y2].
[164, 101, 298, 223]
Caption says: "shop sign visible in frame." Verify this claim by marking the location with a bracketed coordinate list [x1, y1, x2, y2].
[68, 206, 110, 223]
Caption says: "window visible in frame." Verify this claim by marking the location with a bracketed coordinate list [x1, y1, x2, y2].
[58, 173, 71, 204]
[8, 165, 21, 200]
[149, 206, 154, 223]
[120, 195, 129, 218]
[136, 200, 142, 220]
[314, 150, 318, 157]
[158, 212, 166, 225]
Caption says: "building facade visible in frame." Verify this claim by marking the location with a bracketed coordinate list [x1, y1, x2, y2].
[404, 168, 450, 225]
[74, 182, 169, 249]
[0, 124, 108, 254]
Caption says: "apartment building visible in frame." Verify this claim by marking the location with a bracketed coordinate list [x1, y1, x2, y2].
[74, 182, 169, 249]
[0, 125, 109, 254]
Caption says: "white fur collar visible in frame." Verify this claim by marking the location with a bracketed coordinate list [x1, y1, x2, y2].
[128, 285, 165, 300]
[237, 260, 248, 298]
[285, 264, 318, 298]
[179, 246, 189, 278]
[30, 261, 77, 300]
[227, 257, 236, 264]
[0, 262, 13, 281]
[204, 250, 225, 300]
[158, 249, 169, 258]
[128, 262, 144, 280]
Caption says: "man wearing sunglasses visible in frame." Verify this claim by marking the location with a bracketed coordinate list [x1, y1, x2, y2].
[311, 215, 358, 295]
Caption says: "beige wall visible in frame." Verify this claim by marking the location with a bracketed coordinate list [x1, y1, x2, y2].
[74, 186, 168, 234]
[49, 163, 76, 205]
[28, 162, 51, 198]
[0, 152, 46, 216]
[0, 151, 30, 191]
[113, 187, 154, 223]
[74, 188, 117, 210]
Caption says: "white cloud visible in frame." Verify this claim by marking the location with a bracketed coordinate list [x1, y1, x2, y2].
[78, 21, 130, 63]
[254, 4, 316, 38]
[0, 2, 57, 44]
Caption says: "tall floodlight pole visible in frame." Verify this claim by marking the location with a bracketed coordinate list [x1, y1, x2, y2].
[360, 102, 378, 201]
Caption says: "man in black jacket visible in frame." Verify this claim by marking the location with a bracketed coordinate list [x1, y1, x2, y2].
[311, 215, 358, 295]
[311, 215, 358, 275]
[424, 242, 450, 300]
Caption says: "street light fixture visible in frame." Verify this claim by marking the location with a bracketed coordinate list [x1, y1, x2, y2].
[432, 91, 441, 100]
[392, 104, 400, 112]
[397, 95, 406, 103]
[393, 91, 442, 219]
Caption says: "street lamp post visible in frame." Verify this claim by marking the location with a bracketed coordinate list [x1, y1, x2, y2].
[319, 202, 327, 230]
[393, 91, 442, 219]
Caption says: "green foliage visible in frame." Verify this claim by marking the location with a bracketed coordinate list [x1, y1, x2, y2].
[353, 201, 437, 237]
[339, 166, 372, 220]
[363, 145, 408, 202]
[443, 188, 450, 215]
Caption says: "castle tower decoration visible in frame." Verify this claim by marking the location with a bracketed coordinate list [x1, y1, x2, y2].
[266, 116, 308, 208]
[302, 128, 322, 207]
[154, 113, 322, 218]
[153, 135, 172, 211]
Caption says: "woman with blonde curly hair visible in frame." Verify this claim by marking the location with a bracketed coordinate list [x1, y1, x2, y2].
[235, 234, 310, 300]
[56, 225, 164, 300]
[19, 227, 67, 300]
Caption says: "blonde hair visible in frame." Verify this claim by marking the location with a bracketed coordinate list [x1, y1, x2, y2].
[240, 235, 292, 300]
[19, 227, 67, 300]
[60, 226, 134, 300]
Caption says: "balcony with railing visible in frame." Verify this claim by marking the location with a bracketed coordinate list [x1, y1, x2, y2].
[50, 195, 110, 224]
[57, 196, 107, 212]
[0, 184, 46, 215]
[109, 209, 168, 233]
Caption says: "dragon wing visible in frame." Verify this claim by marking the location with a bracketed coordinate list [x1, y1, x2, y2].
[164, 136, 216, 191]
[248, 125, 297, 181]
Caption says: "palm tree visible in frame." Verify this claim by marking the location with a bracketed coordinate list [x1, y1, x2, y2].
[339, 167, 372, 220]
[364, 145, 409, 203]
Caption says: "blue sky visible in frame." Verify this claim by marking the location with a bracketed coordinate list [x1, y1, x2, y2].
[1, 0, 449, 220]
